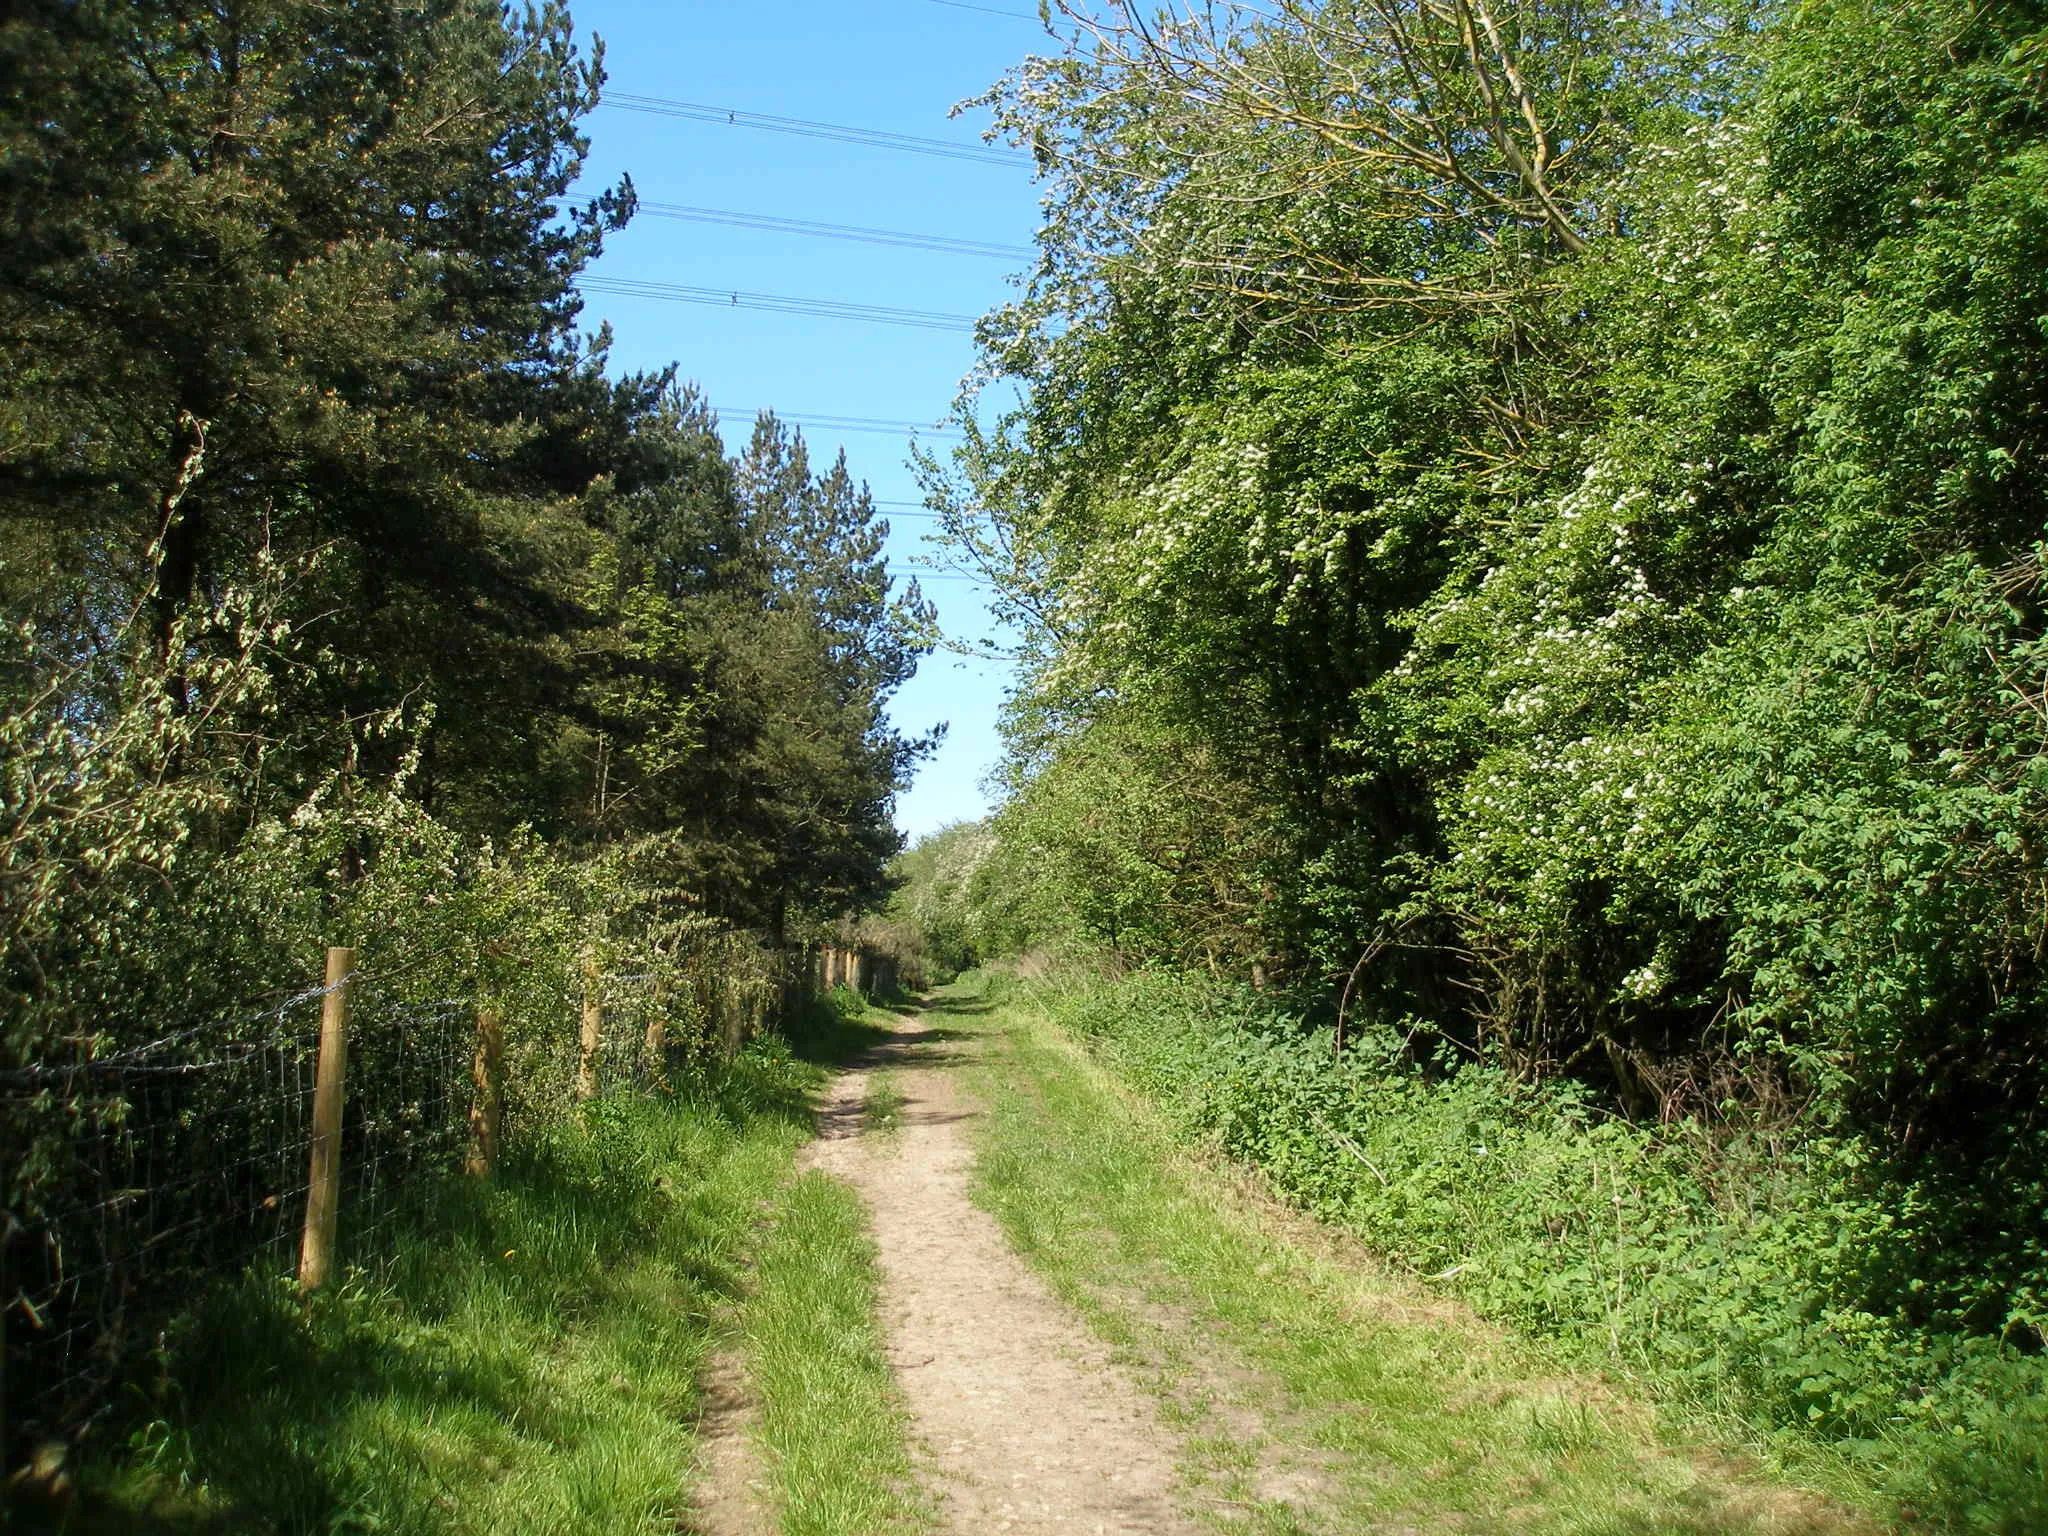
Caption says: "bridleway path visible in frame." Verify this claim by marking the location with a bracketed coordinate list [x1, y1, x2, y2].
[798, 1004, 1200, 1536]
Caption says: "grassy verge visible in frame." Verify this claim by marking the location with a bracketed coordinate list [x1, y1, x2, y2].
[52, 1003, 901, 1536]
[739, 990, 925, 1533]
[748, 1170, 925, 1535]
[947, 983, 1875, 1536]
[1004, 969, 2048, 1534]
[68, 1055, 812, 1535]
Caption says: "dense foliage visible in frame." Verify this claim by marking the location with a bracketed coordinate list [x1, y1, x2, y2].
[1039, 969, 2047, 1529]
[0, 0, 933, 1048]
[866, 818, 997, 985]
[911, 0, 2048, 1517]
[0, 0, 931, 1454]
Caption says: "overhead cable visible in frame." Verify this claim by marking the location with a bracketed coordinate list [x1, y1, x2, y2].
[603, 93, 1029, 168]
[638, 201, 1030, 261]
[579, 277, 978, 332]
[708, 406, 963, 438]
[927, 0, 1042, 17]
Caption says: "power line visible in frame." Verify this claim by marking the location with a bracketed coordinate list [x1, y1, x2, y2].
[638, 201, 1030, 261]
[579, 277, 978, 332]
[708, 407, 962, 438]
[603, 93, 1029, 168]
[927, 0, 1042, 17]
[876, 505, 966, 523]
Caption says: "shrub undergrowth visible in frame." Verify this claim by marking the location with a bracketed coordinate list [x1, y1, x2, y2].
[1032, 969, 2048, 1533]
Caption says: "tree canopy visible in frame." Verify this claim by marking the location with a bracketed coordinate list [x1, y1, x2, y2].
[930, 0, 2048, 1259]
[1, 0, 935, 1066]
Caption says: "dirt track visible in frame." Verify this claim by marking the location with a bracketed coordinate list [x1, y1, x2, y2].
[685, 1001, 1871, 1536]
[797, 1007, 1200, 1533]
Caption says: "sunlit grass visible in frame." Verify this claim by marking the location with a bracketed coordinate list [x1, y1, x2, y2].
[863, 1068, 907, 1138]
[953, 988, 1872, 1536]
[62, 991, 932, 1536]
[71, 1046, 821, 1535]
[748, 1170, 928, 1536]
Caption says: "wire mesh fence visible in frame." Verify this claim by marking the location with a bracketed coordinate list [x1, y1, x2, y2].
[5, 970, 471, 1452]
[585, 970, 661, 1098]
[578, 942, 786, 1097]
[333, 992, 472, 1265]
[6, 983, 328, 1443]
[3, 935, 826, 1459]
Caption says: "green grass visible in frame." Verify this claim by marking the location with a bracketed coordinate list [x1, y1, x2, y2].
[863, 1069, 907, 1138]
[748, 1171, 927, 1535]
[945, 984, 1872, 1536]
[53, 1011, 903, 1536]
[737, 991, 925, 1533]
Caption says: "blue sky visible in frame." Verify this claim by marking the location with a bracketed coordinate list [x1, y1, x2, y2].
[562, 0, 1050, 842]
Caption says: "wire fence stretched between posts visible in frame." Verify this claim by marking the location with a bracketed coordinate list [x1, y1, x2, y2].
[586, 970, 659, 1098]
[6, 974, 467, 1451]
[4, 934, 811, 1460]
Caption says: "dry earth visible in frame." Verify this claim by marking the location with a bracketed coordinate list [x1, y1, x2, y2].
[682, 1347, 773, 1536]
[684, 1008, 1204, 1533]
[800, 1011, 1202, 1534]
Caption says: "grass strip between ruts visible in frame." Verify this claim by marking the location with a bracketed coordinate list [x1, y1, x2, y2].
[746, 1164, 928, 1536]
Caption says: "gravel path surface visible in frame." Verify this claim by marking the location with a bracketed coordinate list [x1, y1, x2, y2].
[800, 1011, 1201, 1535]
[682, 1347, 772, 1536]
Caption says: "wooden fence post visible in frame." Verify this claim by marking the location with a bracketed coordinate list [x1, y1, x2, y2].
[644, 976, 670, 1092]
[298, 946, 353, 1293]
[467, 1007, 503, 1176]
[576, 952, 601, 1101]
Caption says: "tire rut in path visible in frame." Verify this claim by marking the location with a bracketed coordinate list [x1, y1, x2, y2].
[801, 1010, 1203, 1535]
[680, 1346, 772, 1536]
